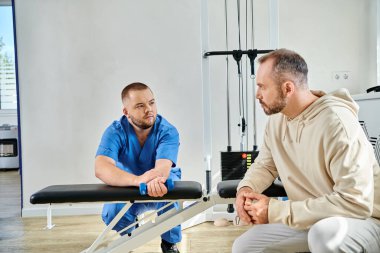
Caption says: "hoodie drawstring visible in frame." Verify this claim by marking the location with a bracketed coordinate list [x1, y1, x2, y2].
[296, 119, 303, 143]
[282, 119, 287, 141]
[283, 117, 307, 143]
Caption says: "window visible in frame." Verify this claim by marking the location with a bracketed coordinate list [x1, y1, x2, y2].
[0, 2, 17, 110]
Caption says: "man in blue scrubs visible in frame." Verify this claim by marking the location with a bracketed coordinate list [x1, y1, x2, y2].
[95, 82, 181, 253]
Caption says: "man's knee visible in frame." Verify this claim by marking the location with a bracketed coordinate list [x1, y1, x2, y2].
[308, 217, 348, 253]
[232, 225, 272, 253]
[232, 235, 250, 253]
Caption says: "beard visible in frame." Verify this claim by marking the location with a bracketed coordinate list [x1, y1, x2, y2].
[259, 89, 287, 115]
[129, 114, 156, 129]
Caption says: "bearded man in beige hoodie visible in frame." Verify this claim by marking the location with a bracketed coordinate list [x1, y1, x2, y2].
[233, 49, 380, 253]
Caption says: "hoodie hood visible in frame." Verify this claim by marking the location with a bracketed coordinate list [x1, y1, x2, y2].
[281, 88, 359, 143]
[301, 88, 359, 120]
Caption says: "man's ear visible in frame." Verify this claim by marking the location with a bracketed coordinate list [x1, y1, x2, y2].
[282, 81, 295, 97]
[122, 106, 129, 117]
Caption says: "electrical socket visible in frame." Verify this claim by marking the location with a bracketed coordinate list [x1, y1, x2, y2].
[332, 71, 350, 82]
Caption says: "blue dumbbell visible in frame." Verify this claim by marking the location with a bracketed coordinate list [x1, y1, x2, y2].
[139, 178, 174, 195]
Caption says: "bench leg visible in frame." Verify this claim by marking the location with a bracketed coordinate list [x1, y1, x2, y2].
[82, 202, 133, 253]
[44, 204, 55, 230]
[94, 196, 233, 253]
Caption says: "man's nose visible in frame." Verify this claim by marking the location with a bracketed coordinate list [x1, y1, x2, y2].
[256, 91, 261, 99]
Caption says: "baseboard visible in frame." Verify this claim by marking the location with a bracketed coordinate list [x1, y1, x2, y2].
[22, 203, 103, 217]
[206, 210, 236, 221]
[182, 204, 237, 229]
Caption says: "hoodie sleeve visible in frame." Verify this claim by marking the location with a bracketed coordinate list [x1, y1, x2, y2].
[238, 120, 279, 192]
[268, 108, 375, 230]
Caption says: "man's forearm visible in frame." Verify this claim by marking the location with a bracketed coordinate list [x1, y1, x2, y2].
[151, 167, 170, 179]
[96, 165, 139, 186]
[95, 156, 139, 187]
[152, 159, 173, 179]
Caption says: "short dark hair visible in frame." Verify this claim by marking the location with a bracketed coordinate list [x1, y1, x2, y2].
[258, 49, 308, 87]
[121, 82, 152, 101]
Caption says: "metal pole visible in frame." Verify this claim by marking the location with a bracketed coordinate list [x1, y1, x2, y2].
[201, 0, 212, 193]
[225, 0, 232, 151]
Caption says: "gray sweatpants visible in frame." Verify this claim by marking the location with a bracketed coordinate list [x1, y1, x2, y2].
[232, 217, 380, 253]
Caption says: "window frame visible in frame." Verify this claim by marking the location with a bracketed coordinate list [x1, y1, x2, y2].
[0, 0, 17, 115]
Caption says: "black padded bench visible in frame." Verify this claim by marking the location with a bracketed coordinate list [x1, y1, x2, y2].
[30, 181, 203, 204]
[217, 179, 287, 198]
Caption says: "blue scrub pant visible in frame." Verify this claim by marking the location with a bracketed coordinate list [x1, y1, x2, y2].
[101, 168, 182, 244]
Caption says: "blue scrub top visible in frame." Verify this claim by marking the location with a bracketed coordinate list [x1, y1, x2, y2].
[96, 114, 180, 176]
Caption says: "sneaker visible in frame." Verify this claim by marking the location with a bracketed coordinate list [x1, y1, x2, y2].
[161, 241, 180, 253]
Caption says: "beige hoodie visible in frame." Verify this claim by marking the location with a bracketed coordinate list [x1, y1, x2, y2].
[238, 88, 380, 230]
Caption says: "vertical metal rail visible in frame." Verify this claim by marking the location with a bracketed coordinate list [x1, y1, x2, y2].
[201, 0, 212, 194]
[225, 0, 232, 152]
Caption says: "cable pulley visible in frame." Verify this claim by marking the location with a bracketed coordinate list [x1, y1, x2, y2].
[204, 49, 273, 77]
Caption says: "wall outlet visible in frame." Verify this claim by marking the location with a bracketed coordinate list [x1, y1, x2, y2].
[332, 71, 350, 82]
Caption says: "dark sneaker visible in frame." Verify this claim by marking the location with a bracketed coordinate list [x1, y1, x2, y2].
[161, 241, 180, 253]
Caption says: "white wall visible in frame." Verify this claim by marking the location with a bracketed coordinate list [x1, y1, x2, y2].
[15, 0, 377, 215]
[368, 0, 378, 89]
[279, 0, 375, 94]
[16, 0, 205, 215]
